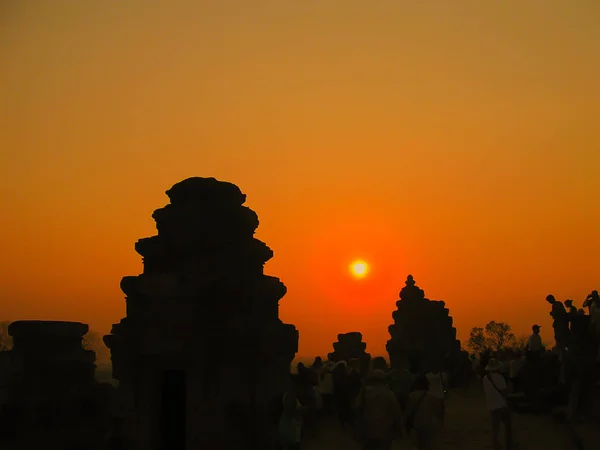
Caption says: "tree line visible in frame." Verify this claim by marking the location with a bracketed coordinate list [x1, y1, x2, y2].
[466, 320, 545, 354]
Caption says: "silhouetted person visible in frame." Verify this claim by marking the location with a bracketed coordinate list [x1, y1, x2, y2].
[355, 369, 402, 450]
[295, 363, 312, 397]
[479, 348, 492, 378]
[388, 361, 414, 411]
[332, 361, 353, 428]
[318, 361, 335, 415]
[425, 368, 447, 425]
[295, 363, 316, 437]
[310, 357, 322, 381]
[371, 356, 388, 372]
[547, 294, 569, 350]
[526, 324, 543, 361]
[308, 357, 321, 386]
[405, 374, 442, 450]
[482, 358, 516, 450]
[565, 299, 577, 321]
[569, 305, 589, 348]
[584, 290, 600, 358]
[278, 376, 307, 450]
[583, 290, 599, 315]
[347, 358, 363, 404]
[508, 352, 525, 393]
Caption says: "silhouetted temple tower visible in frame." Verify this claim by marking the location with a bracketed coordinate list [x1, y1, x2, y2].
[104, 177, 299, 450]
[386, 275, 461, 374]
[328, 332, 371, 374]
[6, 321, 97, 427]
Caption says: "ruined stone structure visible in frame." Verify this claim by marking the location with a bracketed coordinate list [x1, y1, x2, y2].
[5, 321, 97, 425]
[104, 177, 299, 450]
[328, 332, 371, 373]
[386, 275, 462, 374]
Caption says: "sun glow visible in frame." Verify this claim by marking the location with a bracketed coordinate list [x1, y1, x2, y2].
[349, 260, 369, 279]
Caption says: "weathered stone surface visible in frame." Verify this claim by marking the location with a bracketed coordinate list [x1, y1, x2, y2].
[386, 275, 463, 374]
[104, 177, 299, 450]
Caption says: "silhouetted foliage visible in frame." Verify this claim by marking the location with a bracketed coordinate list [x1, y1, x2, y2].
[468, 320, 515, 353]
[0, 320, 12, 351]
[512, 333, 547, 352]
[513, 334, 527, 350]
[485, 321, 515, 351]
[467, 326, 487, 354]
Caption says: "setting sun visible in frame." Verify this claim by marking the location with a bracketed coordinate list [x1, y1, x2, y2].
[349, 260, 369, 279]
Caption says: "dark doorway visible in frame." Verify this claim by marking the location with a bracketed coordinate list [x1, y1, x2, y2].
[159, 370, 187, 450]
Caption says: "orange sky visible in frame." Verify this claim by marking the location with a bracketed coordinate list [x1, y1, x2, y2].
[1, 1, 599, 358]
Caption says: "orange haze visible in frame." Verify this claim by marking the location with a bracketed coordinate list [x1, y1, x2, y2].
[1, 1, 599, 358]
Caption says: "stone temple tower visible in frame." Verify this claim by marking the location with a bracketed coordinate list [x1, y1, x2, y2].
[327, 332, 371, 374]
[104, 177, 299, 450]
[386, 275, 462, 374]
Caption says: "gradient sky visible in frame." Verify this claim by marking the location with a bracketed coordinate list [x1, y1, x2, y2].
[1, 0, 599, 358]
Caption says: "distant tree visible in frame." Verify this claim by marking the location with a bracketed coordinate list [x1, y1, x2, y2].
[0, 321, 12, 351]
[467, 327, 488, 354]
[468, 321, 516, 354]
[510, 333, 547, 352]
[83, 330, 110, 364]
[512, 334, 528, 351]
[485, 321, 515, 351]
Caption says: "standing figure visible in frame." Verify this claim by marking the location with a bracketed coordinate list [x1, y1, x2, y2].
[388, 361, 414, 411]
[425, 369, 447, 426]
[317, 361, 335, 417]
[526, 324, 543, 361]
[583, 290, 599, 316]
[295, 363, 316, 438]
[482, 359, 516, 450]
[565, 300, 582, 346]
[278, 377, 307, 450]
[546, 295, 569, 350]
[565, 300, 577, 324]
[584, 290, 600, 359]
[405, 375, 442, 450]
[347, 359, 363, 407]
[332, 361, 353, 429]
[356, 370, 403, 450]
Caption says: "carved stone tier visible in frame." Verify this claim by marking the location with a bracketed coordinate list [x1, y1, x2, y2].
[104, 177, 299, 450]
[386, 276, 462, 374]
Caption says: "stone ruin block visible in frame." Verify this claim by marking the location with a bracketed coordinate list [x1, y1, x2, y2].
[386, 275, 463, 375]
[104, 177, 299, 450]
[3, 321, 98, 428]
[328, 332, 371, 373]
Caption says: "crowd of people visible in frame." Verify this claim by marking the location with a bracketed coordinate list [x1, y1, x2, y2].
[274, 290, 600, 450]
[276, 356, 463, 450]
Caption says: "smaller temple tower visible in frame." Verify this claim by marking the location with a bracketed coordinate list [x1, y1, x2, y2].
[6, 320, 97, 426]
[386, 275, 461, 374]
[328, 332, 371, 373]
